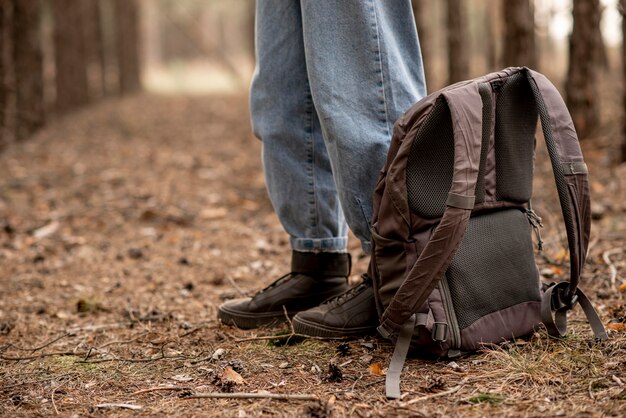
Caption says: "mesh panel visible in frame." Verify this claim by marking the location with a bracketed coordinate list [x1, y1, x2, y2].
[475, 83, 493, 204]
[494, 73, 538, 202]
[406, 98, 454, 218]
[445, 209, 541, 330]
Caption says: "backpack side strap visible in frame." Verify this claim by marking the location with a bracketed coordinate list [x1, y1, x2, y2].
[542, 281, 608, 339]
[525, 69, 607, 340]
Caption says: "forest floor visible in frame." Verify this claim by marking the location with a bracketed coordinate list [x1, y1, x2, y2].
[0, 92, 625, 417]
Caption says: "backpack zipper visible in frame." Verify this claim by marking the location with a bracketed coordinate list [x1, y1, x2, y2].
[525, 203, 544, 251]
[438, 278, 461, 354]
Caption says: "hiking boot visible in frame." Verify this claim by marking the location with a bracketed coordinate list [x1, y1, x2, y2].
[218, 251, 351, 329]
[292, 275, 378, 338]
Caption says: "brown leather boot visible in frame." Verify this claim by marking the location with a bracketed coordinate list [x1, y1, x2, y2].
[292, 275, 378, 338]
[218, 251, 351, 329]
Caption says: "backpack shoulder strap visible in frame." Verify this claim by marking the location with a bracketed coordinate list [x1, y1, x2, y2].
[377, 81, 484, 338]
[379, 81, 484, 399]
[525, 69, 607, 340]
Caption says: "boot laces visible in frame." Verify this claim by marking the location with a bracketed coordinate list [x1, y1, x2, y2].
[256, 273, 294, 295]
[325, 276, 371, 307]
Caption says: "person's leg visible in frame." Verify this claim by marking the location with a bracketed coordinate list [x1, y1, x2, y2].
[300, 0, 426, 254]
[251, 1, 348, 253]
[292, 0, 427, 337]
[218, 0, 350, 329]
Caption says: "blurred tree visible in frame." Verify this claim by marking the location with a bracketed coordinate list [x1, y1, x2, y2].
[0, 0, 5, 148]
[83, 0, 106, 98]
[446, 0, 469, 84]
[412, 0, 434, 92]
[565, 0, 601, 138]
[53, 0, 89, 113]
[115, 0, 141, 94]
[622, 0, 626, 162]
[502, 0, 536, 69]
[12, 0, 44, 141]
[484, 0, 498, 71]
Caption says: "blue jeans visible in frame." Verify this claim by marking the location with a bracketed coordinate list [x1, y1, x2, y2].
[250, 0, 426, 255]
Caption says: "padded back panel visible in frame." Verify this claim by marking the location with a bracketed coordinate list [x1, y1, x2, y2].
[494, 73, 538, 202]
[446, 208, 541, 330]
[406, 98, 454, 218]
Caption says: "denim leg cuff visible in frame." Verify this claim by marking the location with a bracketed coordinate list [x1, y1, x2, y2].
[361, 240, 372, 256]
[290, 237, 348, 253]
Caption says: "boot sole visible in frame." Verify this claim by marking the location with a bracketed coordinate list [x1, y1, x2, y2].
[218, 305, 298, 329]
[292, 316, 377, 339]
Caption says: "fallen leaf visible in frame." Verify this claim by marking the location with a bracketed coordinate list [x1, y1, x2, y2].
[618, 283, 626, 292]
[607, 323, 626, 331]
[369, 363, 385, 376]
[221, 367, 246, 385]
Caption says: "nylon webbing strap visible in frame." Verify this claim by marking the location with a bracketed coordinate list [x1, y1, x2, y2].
[541, 281, 608, 340]
[561, 162, 588, 175]
[385, 315, 415, 399]
[446, 193, 475, 210]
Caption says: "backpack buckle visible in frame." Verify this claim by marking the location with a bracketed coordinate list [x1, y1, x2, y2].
[549, 282, 579, 311]
[431, 322, 448, 342]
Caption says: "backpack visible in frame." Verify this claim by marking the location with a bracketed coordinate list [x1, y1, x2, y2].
[369, 67, 608, 399]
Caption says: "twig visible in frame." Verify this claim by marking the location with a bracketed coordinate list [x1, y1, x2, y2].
[1, 333, 72, 353]
[602, 247, 623, 287]
[51, 382, 65, 415]
[234, 332, 346, 343]
[182, 392, 319, 401]
[400, 378, 468, 406]
[226, 276, 247, 297]
[0, 351, 83, 361]
[0, 373, 75, 390]
[95, 403, 143, 410]
[65, 322, 130, 334]
[96, 333, 148, 349]
[132, 386, 193, 396]
[588, 377, 604, 401]
[177, 322, 210, 338]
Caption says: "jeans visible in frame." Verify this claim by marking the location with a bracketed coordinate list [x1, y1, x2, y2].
[250, 0, 426, 255]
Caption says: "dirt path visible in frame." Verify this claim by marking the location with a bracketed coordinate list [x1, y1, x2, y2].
[0, 93, 624, 417]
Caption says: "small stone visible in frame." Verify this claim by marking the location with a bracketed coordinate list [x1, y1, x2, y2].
[212, 348, 226, 360]
[360, 354, 373, 364]
[279, 362, 289, 369]
[128, 248, 144, 259]
[447, 361, 462, 371]
[540, 268, 555, 279]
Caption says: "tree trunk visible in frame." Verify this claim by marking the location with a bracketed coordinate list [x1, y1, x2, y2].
[0, 0, 6, 148]
[565, 0, 602, 138]
[621, 0, 626, 162]
[412, 0, 434, 93]
[12, 0, 44, 141]
[484, 0, 498, 71]
[52, 0, 89, 113]
[502, 0, 537, 69]
[446, 0, 469, 84]
[115, 0, 141, 94]
[82, 0, 106, 98]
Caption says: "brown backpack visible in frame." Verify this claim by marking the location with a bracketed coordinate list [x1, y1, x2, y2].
[369, 67, 608, 399]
